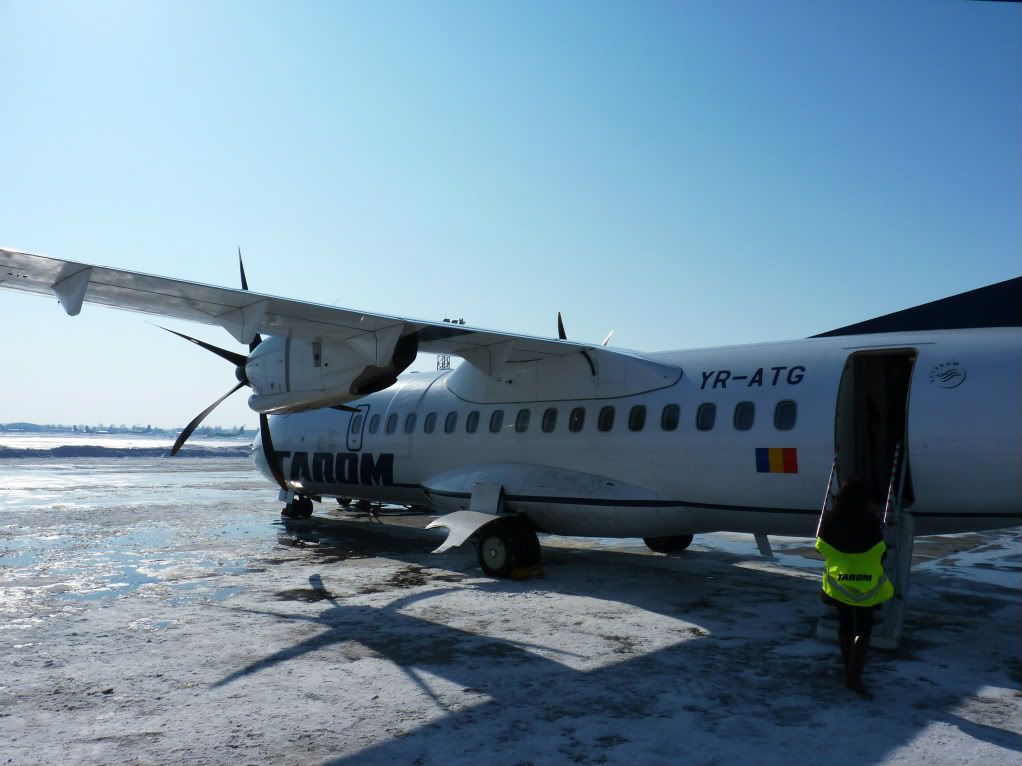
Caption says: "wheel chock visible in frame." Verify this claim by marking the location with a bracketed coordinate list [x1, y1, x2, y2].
[510, 564, 544, 580]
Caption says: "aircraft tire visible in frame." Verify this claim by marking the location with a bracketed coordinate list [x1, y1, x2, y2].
[477, 518, 540, 578]
[643, 534, 694, 553]
[282, 496, 315, 519]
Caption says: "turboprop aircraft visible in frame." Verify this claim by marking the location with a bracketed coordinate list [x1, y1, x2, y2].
[1, 246, 1019, 644]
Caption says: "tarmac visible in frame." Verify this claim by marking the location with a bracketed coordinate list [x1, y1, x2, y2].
[1, 456, 1019, 765]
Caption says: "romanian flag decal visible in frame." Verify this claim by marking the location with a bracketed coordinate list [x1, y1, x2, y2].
[756, 448, 798, 474]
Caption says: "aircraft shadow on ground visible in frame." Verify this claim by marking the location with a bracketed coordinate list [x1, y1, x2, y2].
[214, 515, 1021, 765]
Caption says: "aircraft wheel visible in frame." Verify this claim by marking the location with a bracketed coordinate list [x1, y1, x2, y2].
[643, 534, 694, 553]
[477, 518, 540, 578]
[282, 496, 315, 519]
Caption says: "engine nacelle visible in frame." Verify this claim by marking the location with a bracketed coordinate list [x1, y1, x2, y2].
[244, 331, 417, 414]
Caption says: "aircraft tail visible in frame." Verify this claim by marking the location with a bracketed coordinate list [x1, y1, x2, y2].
[812, 277, 1021, 338]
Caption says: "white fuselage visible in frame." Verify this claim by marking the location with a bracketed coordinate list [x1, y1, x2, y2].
[254, 328, 1021, 538]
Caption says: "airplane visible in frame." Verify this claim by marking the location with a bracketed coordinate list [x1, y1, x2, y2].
[1, 246, 1019, 645]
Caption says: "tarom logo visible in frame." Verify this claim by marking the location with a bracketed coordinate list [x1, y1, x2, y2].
[928, 362, 966, 389]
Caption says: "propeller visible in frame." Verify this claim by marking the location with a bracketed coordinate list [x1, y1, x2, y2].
[558, 311, 613, 347]
[162, 249, 361, 482]
[236, 249, 291, 487]
[258, 412, 286, 489]
[158, 248, 289, 488]
[238, 247, 262, 352]
[155, 325, 247, 369]
[171, 381, 247, 455]
[156, 325, 252, 456]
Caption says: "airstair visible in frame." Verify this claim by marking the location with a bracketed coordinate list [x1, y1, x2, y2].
[815, 444, 913, 650]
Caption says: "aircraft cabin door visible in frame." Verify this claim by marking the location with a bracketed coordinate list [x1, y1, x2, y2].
[834, 349, 917, 508]
[346, 405, 369, 451]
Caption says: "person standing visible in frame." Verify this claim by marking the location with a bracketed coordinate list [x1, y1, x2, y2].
[816, 478, 894, 698]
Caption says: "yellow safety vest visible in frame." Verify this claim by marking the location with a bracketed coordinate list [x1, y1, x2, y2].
[815, 538, 894, 607]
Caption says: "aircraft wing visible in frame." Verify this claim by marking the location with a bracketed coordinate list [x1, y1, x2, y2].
[0, 246, 609, 370]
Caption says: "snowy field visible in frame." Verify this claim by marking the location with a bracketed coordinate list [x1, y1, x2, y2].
[0, 441, 1019, 765]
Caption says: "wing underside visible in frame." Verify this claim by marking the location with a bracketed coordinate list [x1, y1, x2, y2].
[0, 246, 588, 366]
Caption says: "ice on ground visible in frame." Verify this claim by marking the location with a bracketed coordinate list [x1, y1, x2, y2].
[0, 453, 1019, 766]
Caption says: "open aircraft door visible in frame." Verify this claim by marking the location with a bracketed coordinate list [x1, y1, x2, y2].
[834, 348, 917, 507]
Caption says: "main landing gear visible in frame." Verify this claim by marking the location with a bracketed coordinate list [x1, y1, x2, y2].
[477, 516, 542, 578]
[282, 495, 314, 519]
[643, 534, 694, 553]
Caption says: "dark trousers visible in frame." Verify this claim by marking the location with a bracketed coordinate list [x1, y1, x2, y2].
[834, 601, 874, 639]
[822, 592, 875, 638]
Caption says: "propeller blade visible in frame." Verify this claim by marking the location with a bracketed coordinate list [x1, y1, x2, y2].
[155, 325, 248, 368]
[238, 247, 263, 351]
[238, 246, 250, 291]
[170, 381, 246, 456]
[330, 403, 360, 413]
[557, 312, 567, 340]
[259, 412, 287, 490]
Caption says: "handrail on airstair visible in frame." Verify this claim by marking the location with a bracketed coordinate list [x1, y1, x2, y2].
[815, 453, 839, 539]
[882, 441, 903, 527]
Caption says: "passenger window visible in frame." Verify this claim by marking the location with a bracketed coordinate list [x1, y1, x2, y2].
[489, 410, 504, 433]
[542, 408, 557, 433]
[775, 400, 797, 431]
[444, 412, 458, 434]
[569, 407, 586, 432]
[696, 403, 716, 431]
[385, 413, 398, 435]
[466, 410, 479, 433]
[351, 414, 364, 432]
[628, 405, 646, 432]
[424, 412, 437, 434]
[515, 408, 531, 433]
[404, 413, 416, 434]
[368, 414, 380, 434]
[733, 402, 755, 431]
[661, 404, 680, 431]
[598, 406, 615, 432]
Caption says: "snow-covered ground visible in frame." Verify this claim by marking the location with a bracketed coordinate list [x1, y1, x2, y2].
[1, 452, 1019, 765]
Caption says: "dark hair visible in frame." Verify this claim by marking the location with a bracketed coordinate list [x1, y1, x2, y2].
[833, 478, 868, 515]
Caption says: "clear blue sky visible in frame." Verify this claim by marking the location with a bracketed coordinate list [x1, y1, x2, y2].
[0, 1, 1018, 428]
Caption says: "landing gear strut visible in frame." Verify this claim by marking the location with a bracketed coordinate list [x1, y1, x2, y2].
[643, 534, 694, 553]
[282, 495, 314, 519]
[476, 517, 541, 578]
